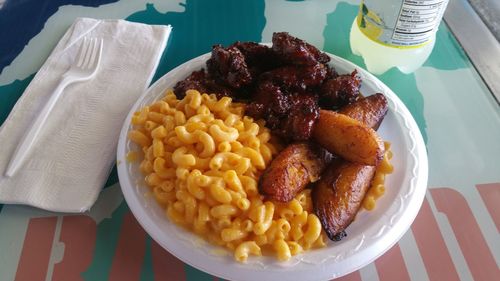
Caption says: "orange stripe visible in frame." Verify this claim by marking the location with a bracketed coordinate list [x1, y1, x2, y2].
[15, 217, 57, 281]
[151, 240, 187, 281]
[52, 216, 97, 281]
[476, 183, 500, 232]
[374, 243, 410, 281]
[432, 187, 500, 281]
[109, 212, 147, 281]
[412, 197, 460, 281]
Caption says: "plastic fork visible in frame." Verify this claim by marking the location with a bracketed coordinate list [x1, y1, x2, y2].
[5, 37, 103, 177]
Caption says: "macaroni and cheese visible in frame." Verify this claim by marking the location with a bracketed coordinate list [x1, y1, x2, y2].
[363, 142, 394, 211]
[129, 89, 327, 262]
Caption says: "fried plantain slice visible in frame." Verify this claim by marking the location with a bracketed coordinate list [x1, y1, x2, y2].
[312, 110, 384, 166]
[259, 142, 333, 202]
[339, 93, 388, 130]
[312, 159, 376, 241]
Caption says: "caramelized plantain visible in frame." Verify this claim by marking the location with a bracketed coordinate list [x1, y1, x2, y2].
[339, 93, 388, 130]
[313, 110, 384, 166]
[259, 142, 333, 202]
[312, 159, 376, 241]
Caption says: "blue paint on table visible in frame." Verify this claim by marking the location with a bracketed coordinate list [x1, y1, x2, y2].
[0, 0, 118, 73]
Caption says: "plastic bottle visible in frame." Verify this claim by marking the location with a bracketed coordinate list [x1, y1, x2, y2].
[350, 0, 450, 74]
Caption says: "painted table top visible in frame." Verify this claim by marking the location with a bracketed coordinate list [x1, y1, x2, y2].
[0, 1, 499, 280]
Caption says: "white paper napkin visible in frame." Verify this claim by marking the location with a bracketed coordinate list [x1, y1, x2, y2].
[0, 17, 171, 212]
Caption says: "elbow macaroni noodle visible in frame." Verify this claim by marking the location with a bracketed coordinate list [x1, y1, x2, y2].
[129, 89, 327, 262]
[363, 142, 394, 211]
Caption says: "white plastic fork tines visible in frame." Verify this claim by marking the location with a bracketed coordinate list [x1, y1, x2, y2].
[5, 37, 103, 177]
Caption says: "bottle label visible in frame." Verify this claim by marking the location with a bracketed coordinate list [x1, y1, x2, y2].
[357, 0, 449, 48]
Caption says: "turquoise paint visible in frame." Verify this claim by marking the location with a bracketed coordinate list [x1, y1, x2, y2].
[0, 74, 38, 213]
[126, 0, 266, 84]
[0, 74, 34, 125]
[0, 74, 31, 214]
[185, 264, 215, 281]
[323, 2, 428, 143]
[82, 202, 129, 281]
[322, 3, 365, 67]
[377, 69, 428, 143]
[424, 22, 470, 70]
[140, 238, 154, 281]
[104, 165, 119, 188]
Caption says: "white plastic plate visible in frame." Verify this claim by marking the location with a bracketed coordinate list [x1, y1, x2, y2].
[117, 50, 428, 281]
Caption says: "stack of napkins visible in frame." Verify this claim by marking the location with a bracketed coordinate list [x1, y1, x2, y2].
[0, 18, 171, 212]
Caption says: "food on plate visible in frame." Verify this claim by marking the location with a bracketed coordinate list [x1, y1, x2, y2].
[363, 142, 394, 210]
[309, 96, 391, 237]
[258, 143, 333, 203]
[173, 70, 235, 99]
[207, 44, 253, 89]
[319, 70, 361, 109]
[247, 89, 320, 141]
[312, 159, 376, 241]
[339, 93, 388, 130]
[271, 32, 330, 65]
[175, 32, 352, 142]
[259, 64, 328, 91]
[129, 89, 328, 262]
[230, 41, 283, 75]
[130, 32, 394, 262]
[313, 110, 385, 166]
[174, 41, 282, 101]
